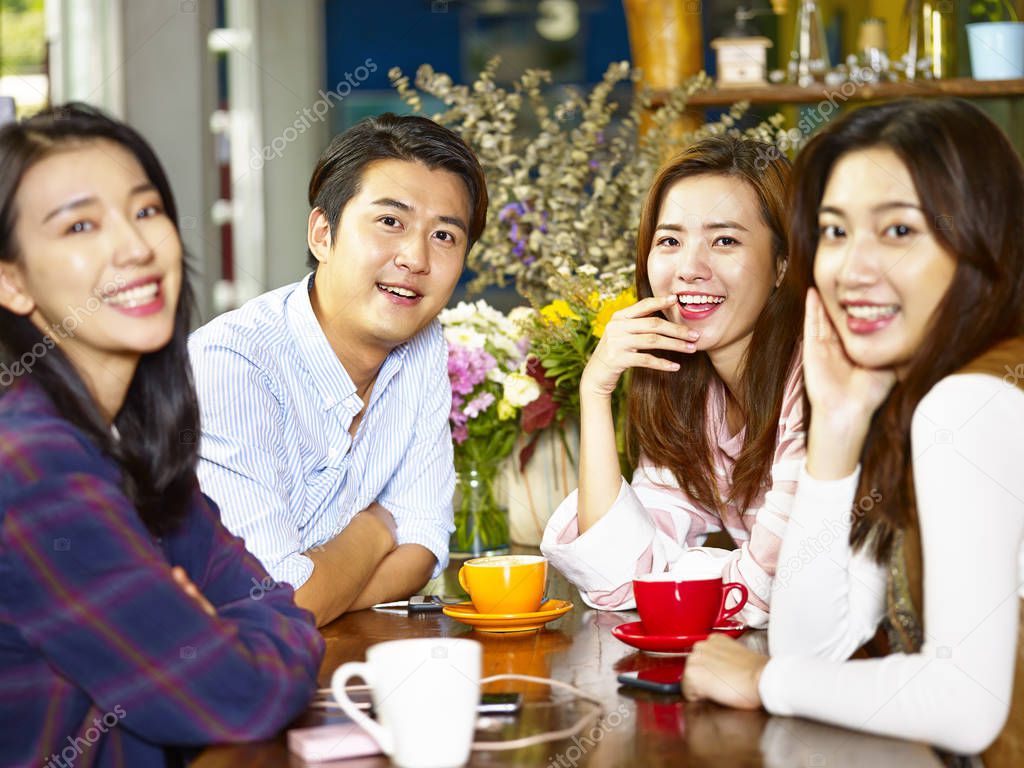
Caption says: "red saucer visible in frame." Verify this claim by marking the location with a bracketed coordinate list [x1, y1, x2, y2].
[611, 620, 746, 655]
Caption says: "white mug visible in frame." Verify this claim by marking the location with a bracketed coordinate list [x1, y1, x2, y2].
[331, 638, 482, 768]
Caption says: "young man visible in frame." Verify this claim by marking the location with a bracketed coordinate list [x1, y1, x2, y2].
[189, 114, 487, 626]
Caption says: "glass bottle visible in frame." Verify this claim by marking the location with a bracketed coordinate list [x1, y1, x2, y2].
[907, 0, 957, 79]
[788, 0, 830, 86]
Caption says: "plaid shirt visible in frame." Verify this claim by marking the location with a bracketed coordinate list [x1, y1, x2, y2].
[0, 378, 325, 767]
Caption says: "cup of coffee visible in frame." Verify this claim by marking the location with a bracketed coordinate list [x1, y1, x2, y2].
[457, 554, 547, 615]
[633, 566, 748, 636]
[332, 637, 481, 768]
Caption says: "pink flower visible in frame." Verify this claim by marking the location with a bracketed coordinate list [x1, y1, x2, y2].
[452, 424, 469, 444]
[463, 392, 495, 419]
[449, 394, 469, 427]
[447, 344, 495, 396]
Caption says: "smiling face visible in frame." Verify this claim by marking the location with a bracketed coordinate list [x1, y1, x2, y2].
[0, 139, 182, 376]
[814, 147, 957, 377]
[309, 158, 470, 355]
[646, 173, 779, 375]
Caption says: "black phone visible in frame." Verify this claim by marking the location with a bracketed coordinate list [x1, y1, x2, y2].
[477, 692, 523, 715]
[344, 690, 522, 715]
[617, 668, 682, 695]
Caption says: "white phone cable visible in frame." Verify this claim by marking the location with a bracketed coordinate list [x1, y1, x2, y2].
[313, 672, 607, 752]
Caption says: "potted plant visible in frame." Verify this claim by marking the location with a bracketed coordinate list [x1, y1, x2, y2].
[967, 0, 1024, 79]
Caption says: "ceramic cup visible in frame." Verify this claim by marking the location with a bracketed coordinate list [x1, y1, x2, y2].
[633, 569, 748, 636]
[332, 638, 482, 768]
[457, 554, 547, 615]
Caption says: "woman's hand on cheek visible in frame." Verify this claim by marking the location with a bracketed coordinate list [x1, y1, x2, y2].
[682, 634, 767, 710]
[802, 288, 896, 478]
[803, 288, 896, 421]
[580, 294, 698, 399]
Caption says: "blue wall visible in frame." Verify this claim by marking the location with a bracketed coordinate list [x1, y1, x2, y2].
[324, 0, 631, 95]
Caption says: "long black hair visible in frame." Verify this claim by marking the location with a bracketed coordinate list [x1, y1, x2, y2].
[788, 98, 1024, 560]
[0, 103, 200, 535]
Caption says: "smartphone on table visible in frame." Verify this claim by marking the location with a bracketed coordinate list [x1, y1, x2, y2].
[344, 689, 523, 715]
[617, 666, 683, 694]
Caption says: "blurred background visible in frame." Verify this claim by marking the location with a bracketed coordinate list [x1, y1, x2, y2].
[3, 0, 1023, 321]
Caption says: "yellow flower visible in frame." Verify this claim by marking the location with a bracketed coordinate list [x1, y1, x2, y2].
[593, 289, 637, 338]
[586, 291, 601, 311]
[540, 299, 580, 326]
[497, 398, 517, 421]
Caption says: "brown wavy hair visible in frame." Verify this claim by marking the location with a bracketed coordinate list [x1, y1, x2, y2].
[788, 98, 1024, 561]
[628, 135, 803, 515]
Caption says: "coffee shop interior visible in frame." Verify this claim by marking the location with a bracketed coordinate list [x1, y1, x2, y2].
[5, 0, 1024, 766]
[13, 0, 1023, 322]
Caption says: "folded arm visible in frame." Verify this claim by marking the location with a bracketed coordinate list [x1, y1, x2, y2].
[1, 474, 323, 745]
[346, 542, 437, 612]
[292, 502, 397, 626]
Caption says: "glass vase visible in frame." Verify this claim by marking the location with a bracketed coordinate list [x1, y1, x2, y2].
[450, 465, 510, 559]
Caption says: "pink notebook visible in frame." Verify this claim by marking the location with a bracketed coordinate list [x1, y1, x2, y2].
[287, 722, 383, 762]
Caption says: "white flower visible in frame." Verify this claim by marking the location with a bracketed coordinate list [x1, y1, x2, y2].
[470, 300, 506, 331]
[489, 333, 521, 361]
[439, 301, 477, 326]
[507, 305, 536, 325]
[577, 264, 599, 276]
[503, 372, 541, 407]
[444, 326, 487, 349]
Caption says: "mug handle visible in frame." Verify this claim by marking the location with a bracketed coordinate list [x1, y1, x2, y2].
[331, 662, 394, 756]
[457, 565, 470, 594]
[715, 582, 748, 625]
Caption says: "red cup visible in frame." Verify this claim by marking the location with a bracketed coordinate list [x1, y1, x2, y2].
[633, 574, 748, 636]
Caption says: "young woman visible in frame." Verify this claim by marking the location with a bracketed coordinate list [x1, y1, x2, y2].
[683, 98, 1024, 766]
[0, 105, 324, 765]
[541, 136, 805, 628]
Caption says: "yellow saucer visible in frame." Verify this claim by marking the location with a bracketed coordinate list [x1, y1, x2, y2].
[442, 599, 573, 633]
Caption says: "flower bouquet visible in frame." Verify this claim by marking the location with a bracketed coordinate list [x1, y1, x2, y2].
[519, 266, 637, 477]
[441, 300, 540, 557]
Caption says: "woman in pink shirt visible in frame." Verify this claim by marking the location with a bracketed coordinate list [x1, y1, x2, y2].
[541, 136, 805, 628]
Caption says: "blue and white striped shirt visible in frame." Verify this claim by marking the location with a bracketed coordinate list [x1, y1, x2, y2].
[188, 274, 455, 587]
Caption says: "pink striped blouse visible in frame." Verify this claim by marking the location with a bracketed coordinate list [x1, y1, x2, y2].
[540, 354, 805, 628]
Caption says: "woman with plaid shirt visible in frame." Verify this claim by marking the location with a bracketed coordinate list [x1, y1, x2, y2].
[0, 105, 323, 767]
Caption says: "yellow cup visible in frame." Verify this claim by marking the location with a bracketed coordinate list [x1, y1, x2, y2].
[457, 555, 547, 615]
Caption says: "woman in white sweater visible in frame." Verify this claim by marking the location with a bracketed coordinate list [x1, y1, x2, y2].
[682, 98, 1024, 766]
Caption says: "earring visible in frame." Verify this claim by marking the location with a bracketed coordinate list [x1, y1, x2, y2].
[775, 260, 788, 288]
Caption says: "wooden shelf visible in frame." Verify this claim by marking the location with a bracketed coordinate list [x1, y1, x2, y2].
[653, 77, 1024, 108]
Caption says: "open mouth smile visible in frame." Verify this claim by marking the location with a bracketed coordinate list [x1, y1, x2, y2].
[102, 277, 165, 316]
[841, 301, 900, 334]
[676, 292, 725, 321]
[377, 282, 423, 306]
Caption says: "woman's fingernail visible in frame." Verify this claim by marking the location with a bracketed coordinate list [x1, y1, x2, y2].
[687, 331, 700, 341]
[685, 343, 697, 352]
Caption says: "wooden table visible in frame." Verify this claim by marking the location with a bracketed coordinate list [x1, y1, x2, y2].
[195, 553, 941, 767]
